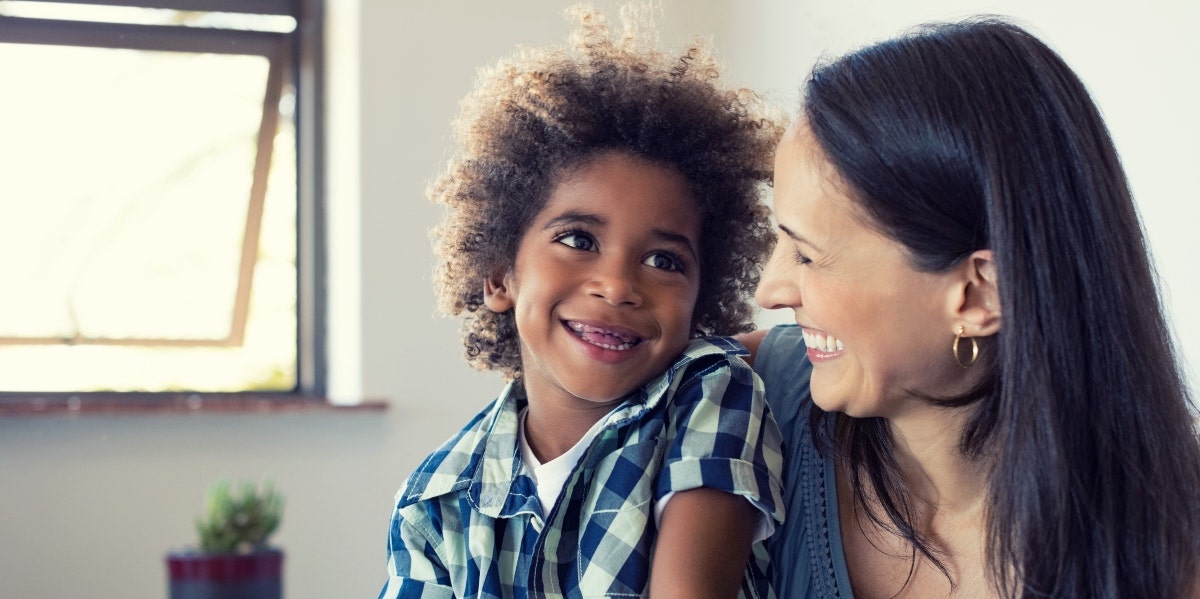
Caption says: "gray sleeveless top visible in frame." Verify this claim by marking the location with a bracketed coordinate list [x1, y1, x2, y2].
[758, 325, 854, 598]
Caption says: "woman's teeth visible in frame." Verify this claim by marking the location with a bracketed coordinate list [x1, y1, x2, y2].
[803, 330, 844, 353]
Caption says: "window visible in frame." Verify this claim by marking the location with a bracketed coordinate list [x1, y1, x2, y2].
[0, 0, 328, 408]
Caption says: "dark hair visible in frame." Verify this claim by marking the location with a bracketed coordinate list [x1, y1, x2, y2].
[803, 17, 1200, 597]
[429, 5, 780, 378]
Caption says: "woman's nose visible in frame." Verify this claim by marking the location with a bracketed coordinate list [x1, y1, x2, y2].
[755, 247, 801, 310]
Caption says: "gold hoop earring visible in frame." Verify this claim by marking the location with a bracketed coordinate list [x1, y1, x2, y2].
[952, 325, 979, 368]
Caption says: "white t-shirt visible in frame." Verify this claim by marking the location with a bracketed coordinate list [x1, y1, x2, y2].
[517, 407, 611, 516]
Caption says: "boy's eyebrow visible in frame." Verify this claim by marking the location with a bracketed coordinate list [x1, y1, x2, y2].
[542, 211, 604, 230]
[778, 224, 823, 252]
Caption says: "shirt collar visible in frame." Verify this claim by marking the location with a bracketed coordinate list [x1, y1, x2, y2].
[458, 336, 748, 518]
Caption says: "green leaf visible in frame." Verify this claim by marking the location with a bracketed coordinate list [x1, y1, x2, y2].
[194, 479, 284, 553]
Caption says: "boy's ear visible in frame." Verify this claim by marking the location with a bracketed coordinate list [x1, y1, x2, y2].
[483, 270, 514, 313]
[947, 249, 1001, 337]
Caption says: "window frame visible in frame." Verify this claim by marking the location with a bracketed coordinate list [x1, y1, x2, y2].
[0, 0, 340, 413]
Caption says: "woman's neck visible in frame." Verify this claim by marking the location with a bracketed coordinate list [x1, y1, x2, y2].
[886, 404, 989, 516]
[838, 404, 996, 598]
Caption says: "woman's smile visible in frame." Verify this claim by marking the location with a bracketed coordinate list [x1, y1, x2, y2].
[802, 327, 845, 361]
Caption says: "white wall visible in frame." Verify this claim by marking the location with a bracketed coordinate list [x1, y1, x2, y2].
[0, 2, 1194, 598]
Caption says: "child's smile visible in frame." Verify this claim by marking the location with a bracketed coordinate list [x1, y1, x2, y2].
[566, 320, 643, 354]
[484, 150, 702, 411]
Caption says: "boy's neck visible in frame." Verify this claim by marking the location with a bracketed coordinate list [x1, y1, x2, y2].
[522, 394, 624, 463]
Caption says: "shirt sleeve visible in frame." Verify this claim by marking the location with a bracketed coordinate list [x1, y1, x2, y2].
[654, 353, 786, 528]
[378, 504, 456, 599]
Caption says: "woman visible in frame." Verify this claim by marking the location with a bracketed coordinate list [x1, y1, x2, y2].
[743, 17, 1200, 598]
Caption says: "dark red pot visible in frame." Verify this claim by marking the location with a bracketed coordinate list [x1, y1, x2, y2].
[166, 548, 283, 599]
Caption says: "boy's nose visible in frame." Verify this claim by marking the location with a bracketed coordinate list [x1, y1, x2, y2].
[587, 261, 642, 306]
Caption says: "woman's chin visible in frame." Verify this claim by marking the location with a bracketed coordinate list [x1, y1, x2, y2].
[810, 384, 883, 419]
[810, 390, 849, 415]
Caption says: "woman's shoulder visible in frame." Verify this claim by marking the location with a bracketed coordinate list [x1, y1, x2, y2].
[750, 328, 852, 597]
[752, 325, 813, 431]
[757, 324, 806, 360]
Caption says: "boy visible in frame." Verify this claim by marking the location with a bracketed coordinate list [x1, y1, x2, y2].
[380, 6, 783, 598]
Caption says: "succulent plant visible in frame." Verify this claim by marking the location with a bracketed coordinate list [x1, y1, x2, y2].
[194, 480, 283, 554]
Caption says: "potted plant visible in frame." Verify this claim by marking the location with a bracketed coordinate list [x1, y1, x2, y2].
[166, 480, 285, 599]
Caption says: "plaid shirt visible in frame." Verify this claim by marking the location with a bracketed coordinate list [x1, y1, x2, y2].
[378, 337, 785, 599]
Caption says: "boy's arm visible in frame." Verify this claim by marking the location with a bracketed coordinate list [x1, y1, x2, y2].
[648, 487, 759, 598]
[647, 345, 785, 597]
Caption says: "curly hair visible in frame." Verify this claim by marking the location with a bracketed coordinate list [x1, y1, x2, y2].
[429, 4, 782, 378]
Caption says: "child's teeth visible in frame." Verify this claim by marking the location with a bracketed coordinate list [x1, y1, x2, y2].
[569, 321, 640, 350]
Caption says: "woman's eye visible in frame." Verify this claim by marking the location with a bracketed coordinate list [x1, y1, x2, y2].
[644, 251, 685, 273]
[793, 249, 813, 266]
[555, 232, 596, 251]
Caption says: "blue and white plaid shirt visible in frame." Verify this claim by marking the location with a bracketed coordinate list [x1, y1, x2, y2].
[378, 337, 785, 599]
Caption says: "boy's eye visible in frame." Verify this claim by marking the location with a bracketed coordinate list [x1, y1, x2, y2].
[644, 251, 685, 273]
[555, 231, 596, 251]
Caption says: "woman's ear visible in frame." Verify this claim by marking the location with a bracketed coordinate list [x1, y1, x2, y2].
[483, 270, 514, 312]
[950, 249, 1001, 336]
